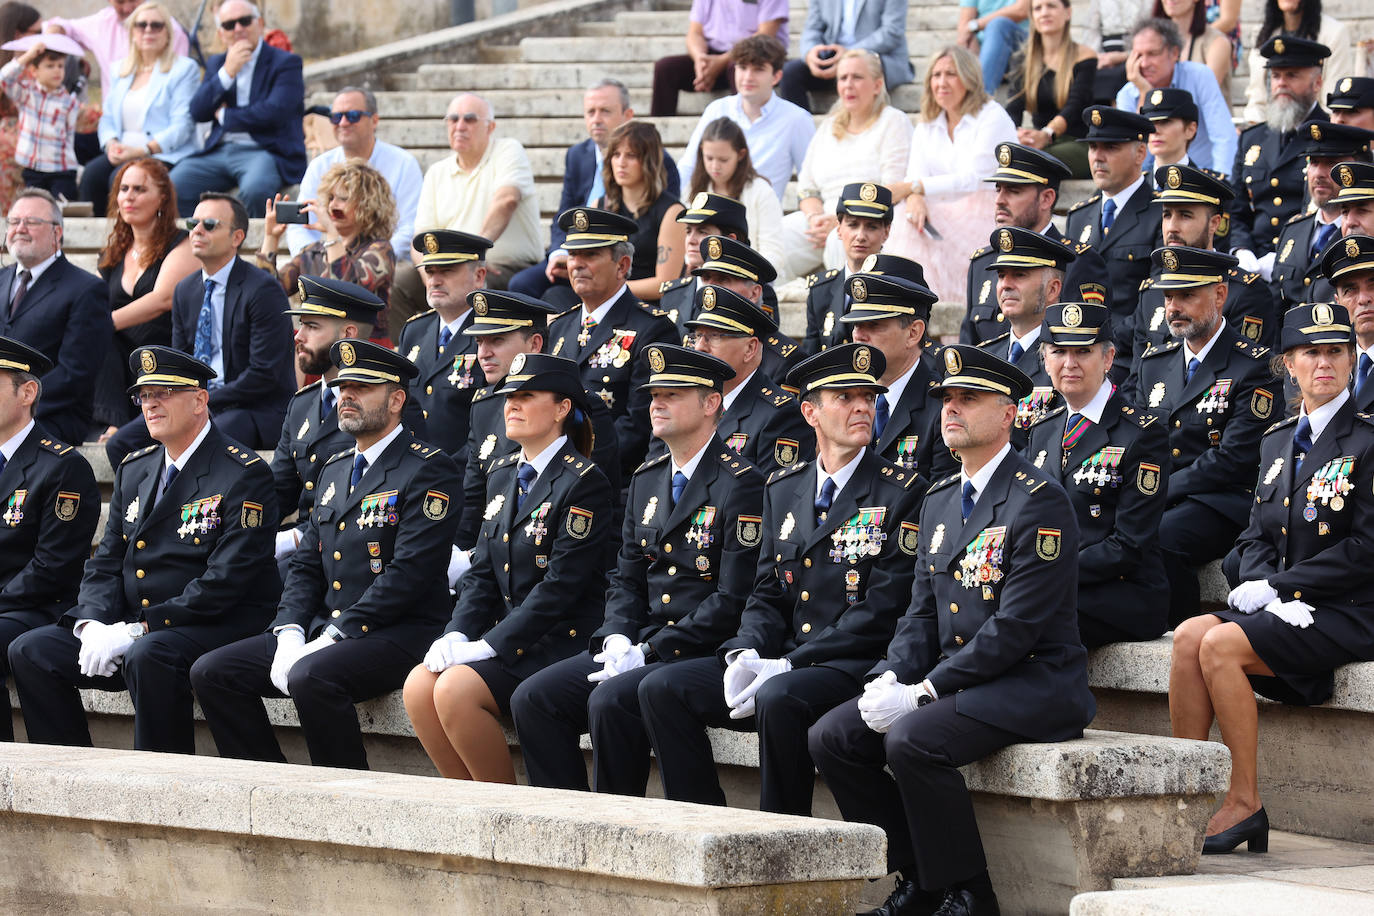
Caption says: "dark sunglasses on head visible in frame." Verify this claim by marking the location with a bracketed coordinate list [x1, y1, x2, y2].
[185, 217, 224, 231]
[132, 19, 166, 31]
[329, 109, 369, 125]
[219, 14, 256, 29]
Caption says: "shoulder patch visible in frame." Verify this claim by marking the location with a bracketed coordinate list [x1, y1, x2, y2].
[37, 436, 73, 455]
[1021, 475, 1048, 493]
[121, 444, 160, 465]
[969, 246, 992, 261]
[491, 450, 521, 469]
[552, 304, 581, 321]
[1286, 211, 1308, 225]
[1132, 408, 1159, 428]
[767, 459, 810, 486]
[224, 444, 261, 466]
[294, 378, 323, 396]
[1139, 277, 1155, 291]
[1239, 341, 1270, 360]
[1074, 242, 1093, 254]
[928, 471, 961, 494]
[1265, 415, 1299, 435]
[1355, 412, 1374, 428]
[1141, 340, 1180, 359]
[404, 308, 436, 324]
[1067, 194, 1099, 213]
[659, 277, 691, 293]
[633, 450, 671, 475]
[976, 332, 1010, 350]
[717, 450, 758, 477]
[324, 447, 357, 467]
[470, 386, 494, 403]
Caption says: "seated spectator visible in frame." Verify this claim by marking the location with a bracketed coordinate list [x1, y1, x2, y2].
[0, 37, 82, 200]
[778, 50, 912, 282]
[1083, 0, 1153, 102]
[1117, 17, 1238, 176]
[286, 87, 422, 269]
[650, 0, 786, 117]
[509, 79, 679, 303]
[43, 0, 189, 99]
[78, 2, 199, 217]
[1005, 0, 1099, 179]
[1205, 0, 1241, 51]
[781, 0, 913, 113]
[679, 35, 813, 206]
[0, 189, 111, 445]
[960, 0, 1031, 94]
[684, 118, 784, 269]
[169, 0, 306, 217]
[1156, 0, 1233, 98]
[591, 120, 686, 304]
[1141, 86, 1202, 173]
[1243, 0, 1353, 125]
[1329, 76, 1374, 129]
[93, 158, 197, 441]
[258, 160, 398, 343]
[1173, 300, 1374, 856]
[0, 3, 44, 213]
[887, 47, 1014, 305]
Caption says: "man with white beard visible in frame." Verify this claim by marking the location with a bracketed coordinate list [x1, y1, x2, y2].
[1228, 37, 1331, 275]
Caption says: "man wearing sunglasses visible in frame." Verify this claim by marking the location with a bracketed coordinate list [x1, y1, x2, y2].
[286, 88, 422, 266]
[169, 0, 306, 218]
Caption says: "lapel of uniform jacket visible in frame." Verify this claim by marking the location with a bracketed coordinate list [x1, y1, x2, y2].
[1099, 180, 1152, 251]
[948, 452, 1016, 566]
[335, 432, 408, 518]
[1173, 328, 1234, 408]
[660, 442, 723, 534]
[1290, 398, 1355, 496]
[1062, 404, 1115, 477]
[140, 427, 220, 531]
[877, 358, 931, 452]
[803, 450, 875, 553]
[510, 440, 576, 527]
[578, 290, 631, 362]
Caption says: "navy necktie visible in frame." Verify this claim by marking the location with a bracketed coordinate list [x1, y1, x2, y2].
[1293, 416, 1314, 473]
[1008, 341, 1024, 365]
[961, 480, 975, 522]
[438, 326, 452, 355]
[815, 476, 836, 524]
[0, 451, 6, 477]
[1312, 221, 1337, 260]
[321, 387, 335, 420]
[671, 471, 688, 507]
[155, 464, 178, 506]
[873, 393, 890, 444]
[1101, 198, 1116, 233]
[516, 462, 537, 509]
[1185, 357, 1201, 385]
[195, 278, 215, 365]
[350, 454, 368, 493]
[1358, 353, 1373, 396]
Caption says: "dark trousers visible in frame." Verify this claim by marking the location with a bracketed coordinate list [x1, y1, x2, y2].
[189, 632, 416, 770]
[809, 697, 1022, 891]
[1160, 499, 1242, 626]
[22, 168, 78, 202]
[106, 407, 278, 467]
[779, 60, 834, 113]
[0, 617, 37, 741]
[509, 650, 669, 794]
[651, 54, 734, 117]
[9, 622, 221, 753]
[639, 656, 858, 815]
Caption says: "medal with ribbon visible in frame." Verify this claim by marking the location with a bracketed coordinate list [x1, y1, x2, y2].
[685, 506, 717, 550]
[525, 501, 552, 545]
[1195, 379, 1232, 414]
[958, 526, 1007, 590]
[1072, 446, 1126, 488]
[3, 489, 26, 527]
[894, 436, 919, 470]
[448, 354, 477, 388]
[828, 507, 888, 564]
[1015, 387, 1056, 429]
[1304, 455, 1354, 521]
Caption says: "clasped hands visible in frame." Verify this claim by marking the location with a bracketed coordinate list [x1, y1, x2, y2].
[858, 670, 936, 733]
[76, 621, 138, 679]
[721, 648, 791, 718]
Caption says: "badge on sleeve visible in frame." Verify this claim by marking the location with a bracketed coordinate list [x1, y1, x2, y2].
[1251, 388, 1274, 419]
[898, 521, 920, 556]
[423, 490, 450, 520]
[567, 506, 594, 538]
[241, 501, 263, 528]
[737, 515, 762, 547]
[1035, 527, 1061, 561]
[1136, 463, 1161, 496]
[775, 438, 799, 467]
[54, 491, 80, 522]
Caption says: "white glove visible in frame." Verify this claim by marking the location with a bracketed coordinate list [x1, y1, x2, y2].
[725, 651, 792, 719]
[857, 670, 934, 733]
[1228, 579, 1278, 614]
[269, 629, 307, 695]
[1254, 251, 1276, 282]
[274, 528, 300, 560]
[448, 638, 497, 666]
[77, 620, 121, 678]
[447, 546, 472, 590]
[1232, 248, 1259, 274]
[423, 631, 469, 673]
[587, 633, 646, 683]
[1264, 598, 1314, 628]
[722, 648, 760, 706]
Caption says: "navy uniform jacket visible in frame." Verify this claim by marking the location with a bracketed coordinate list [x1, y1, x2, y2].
[594, 438, 765, 661]
[1127, 324, 1275, 525]
[1027, 394, 1171, 641]
[976, 333, 1061, 436]
[545, 288, 678, 477]
[0, 256, 111, 446]
[875, 353, 959, 482]
[274, 432, 459, 658]
[721, 451, 927, 680]
[802, 268, 848, 357]
[0, 424, 100, 628]
[450, 441, 615, 678]
[454, 380, 621, 550]
[1228, 111, 1327, 257]
[660, 278, 781, 340]
[66, 425, 280, 644]
[1129, 267, 1277, 366]
[716, 371, 813, 477]
[962, 227, 1113, 345]
[396, 309, 482, 462]
[876, 452, 1096, 741]
[1064, 179, 1162, 340]
[1272, 211, 1336, 310]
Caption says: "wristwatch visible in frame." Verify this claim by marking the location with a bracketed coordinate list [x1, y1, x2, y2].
[968, 19, 982, 34]
[126, 622, 145, 640]
[916, 691, 935, 708]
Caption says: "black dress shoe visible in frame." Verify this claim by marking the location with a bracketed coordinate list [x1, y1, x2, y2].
[1202, 807, 1269, 854]
[859, 877, 941, 916]
[932, 888, 1001, 916]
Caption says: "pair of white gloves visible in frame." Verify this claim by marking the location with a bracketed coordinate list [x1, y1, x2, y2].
[75, 621, 139, 678]
[586, 634, 647, 683]
[722, 648, 792, 718]
[1228, 579, 1315, 628]
[270, 629, 340, 694]
[423, 631, 497, 673]
[1232, 249, 1276, 283]
[857, 671, 938, 732]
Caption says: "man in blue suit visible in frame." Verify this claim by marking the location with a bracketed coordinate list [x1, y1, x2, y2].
[779, 0, 914, 112]
[169, 0, 306, 217]
[508, 79, 679, 303]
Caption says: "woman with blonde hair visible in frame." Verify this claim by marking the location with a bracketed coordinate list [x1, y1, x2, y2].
[1005, 0, 1098, 177]
[885, 46, 1017, 303]
[778, 48, 912, 282]
[77, 0, 200, 216]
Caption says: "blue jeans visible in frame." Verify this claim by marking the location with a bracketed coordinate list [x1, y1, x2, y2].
[979, 17, 1026, 93]
[169, 142, 284, 216]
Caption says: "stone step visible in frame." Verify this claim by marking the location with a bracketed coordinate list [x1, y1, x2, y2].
[511, 32, 961, 64]
[413, 62, 655, 90]
[61, 218, 269, 252]
[588, 7, 965, 35]
[376, 115, 706, 149]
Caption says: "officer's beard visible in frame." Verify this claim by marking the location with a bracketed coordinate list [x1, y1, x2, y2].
[1266, 90, 1315, 134]
[339, 399, 390, 436]
[297, 341, 333, 377]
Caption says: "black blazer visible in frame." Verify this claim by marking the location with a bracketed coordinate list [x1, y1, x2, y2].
[1130, 266, 1277, 364]
[1228, 109, 1327, 257]
[188, 42, 307, 186]
[1064, 178, 1161, 349]
[875, 353, 959, 482]
[715, 370, 813, 477]
[396, 309, 482, 459]
[0, 255, 112, 445]
[1272, 210, 1334, 312]
[802, 268, 848, 357]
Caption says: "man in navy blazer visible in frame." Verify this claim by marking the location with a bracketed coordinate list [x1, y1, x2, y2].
[779, 0, 915, 112]
[0, 190, 111, 446]
[105, 193, 295, 465]
[508, 79, 679, 303]
[169, 0, 306, 217]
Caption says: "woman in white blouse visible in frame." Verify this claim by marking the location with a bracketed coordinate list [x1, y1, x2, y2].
[885, 46, 1017, 305]
[778, 49, 913, 282]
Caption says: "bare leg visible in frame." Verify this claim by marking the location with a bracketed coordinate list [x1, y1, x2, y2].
[403, 665, 472, 779]
[435, 665, 517, 785]
[1198, 622, 1274, 835]
[1170, 614, 1224, 740]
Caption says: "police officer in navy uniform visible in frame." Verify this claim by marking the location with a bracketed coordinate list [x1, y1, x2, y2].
[0, 336, 100, 740]
[1064, 106, 1161, 321]
[1027, 303, 1171, 646]
[511, 346, 765, 796]
[1229, 37, 1332, 262]
[1325, 234, 1374, 412]
[803, 182, 896, 357]
[661, 193, 781, 334]
[544, 208, 679, 478]
[396, 230, 492, 468]
[1129, 165, 1276, 370]
[1139, 89, 1232, 249]
[1128, 246, 1276, 625]
[842, 255, 959, 482]
[190, 341, 460, 770]
[689, 235, 801, 386]
[809, 343, 1093, 916]
[1328, 76, 1374, 128]
[637, 343, 927, 816]
[684, 284, 812, 476]
[9, 346, 280, 753]
[962, 144, 1113, 345]
[1273, 123, 1374, 312]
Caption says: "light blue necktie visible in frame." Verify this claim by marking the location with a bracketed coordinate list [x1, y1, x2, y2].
[587, 154, 606, 205]
[194, 278, 216, 365]
[1101, 198, 1116, 233]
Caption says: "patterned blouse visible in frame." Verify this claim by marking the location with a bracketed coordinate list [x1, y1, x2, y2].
[263, 236, 396, 339]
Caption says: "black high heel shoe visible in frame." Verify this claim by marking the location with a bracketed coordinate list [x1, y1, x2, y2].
[1202, 807, 1269, 854]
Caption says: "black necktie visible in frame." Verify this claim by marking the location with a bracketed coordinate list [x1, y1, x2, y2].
[815, 476, 836, 524]
[1293, 416, 1313, 474]
[1357, 353, 1373, 396]
[154, 463, 178, 506]
[322, 387, 335, 420]
[516, 462, 537, 510]
[872, 393, 890, 445]
[438, 326, 452, 356]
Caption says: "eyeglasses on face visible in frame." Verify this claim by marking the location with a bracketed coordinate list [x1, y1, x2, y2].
[5, 217, 56, 229]
[131, 386, 192, 406]
[218, 14, 256, 30]
[185, 217, 225, 231]
[329, 109, 369, 125]
[132, 20, 166, 31]
[445, 112, 487, 124]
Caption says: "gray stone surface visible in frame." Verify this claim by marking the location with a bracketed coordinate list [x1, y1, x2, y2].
[1072, 882, 1374, 914]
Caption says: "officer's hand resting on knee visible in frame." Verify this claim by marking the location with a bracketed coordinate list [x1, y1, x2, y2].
[1228, 579, 1278, 614]
[858, 670, 937, 733]
[587, 634, 646, 683]
[722, 648, 792, 719]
